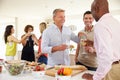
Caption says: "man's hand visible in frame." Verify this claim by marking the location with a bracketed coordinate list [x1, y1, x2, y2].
[58, 44, 68, 51]
[85, 46, 95, 53]
[52, 44, 68, 53]
[82, 73, 93, 80]
[78, 32, 86, 37]
[74, 56, 78, 62]
[57, 44, 68, 51]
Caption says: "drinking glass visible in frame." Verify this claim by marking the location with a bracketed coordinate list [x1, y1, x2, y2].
[65, 40, 70, 49]
[80, 35, 87, 54]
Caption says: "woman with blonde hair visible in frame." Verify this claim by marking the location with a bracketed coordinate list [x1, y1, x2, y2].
[37, 22, 48, 64]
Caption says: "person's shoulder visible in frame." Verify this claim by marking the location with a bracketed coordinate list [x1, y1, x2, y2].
[94, 23, 101, 30]
[7, 35, 15, 42]
[43, 27, 51, 33]
[32, 34, 36, 37]
[94, 22, 107, 34]
[63, 26, 71, 31]
[95, 21, 105, 28]
[44, 24, 56, 32]
[8, 35, 15, 39]
[7, 35, 11, 40]
[46, 24, 54, 30]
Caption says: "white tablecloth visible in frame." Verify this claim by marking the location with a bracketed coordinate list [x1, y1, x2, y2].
[0, 66, 95, 80]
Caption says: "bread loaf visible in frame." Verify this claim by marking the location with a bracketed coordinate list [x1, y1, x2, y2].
[54, 65, 87, 71]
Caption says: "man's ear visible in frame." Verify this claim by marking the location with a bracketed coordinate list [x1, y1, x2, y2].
[53, 16, 55, 21]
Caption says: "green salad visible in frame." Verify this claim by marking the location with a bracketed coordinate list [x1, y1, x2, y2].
[7, 63, 24, 75]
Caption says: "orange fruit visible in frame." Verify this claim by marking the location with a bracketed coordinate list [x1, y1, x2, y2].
[63, 68, 72, 76]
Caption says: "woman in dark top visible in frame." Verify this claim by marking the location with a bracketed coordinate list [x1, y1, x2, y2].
[21, 25, 38, 62]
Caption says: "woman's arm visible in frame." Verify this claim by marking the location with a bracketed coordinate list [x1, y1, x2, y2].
[21, 34, 27, 46]
[32, 34, 38, 46]
[21, 32, 32, 46]
[8, 35, 21, 43]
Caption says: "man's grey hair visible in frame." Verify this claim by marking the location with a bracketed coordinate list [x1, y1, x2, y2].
[53, 8, 65, 17]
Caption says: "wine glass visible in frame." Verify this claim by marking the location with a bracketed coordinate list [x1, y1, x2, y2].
[64, 40, 70, 49]
[80, 35, 87, 54]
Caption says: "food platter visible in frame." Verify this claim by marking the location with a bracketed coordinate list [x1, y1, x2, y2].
[23, 61, 46, 73]
[45, 65, 87, 77]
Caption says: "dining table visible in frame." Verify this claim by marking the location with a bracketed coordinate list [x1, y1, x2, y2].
[0, 65, 95, 80]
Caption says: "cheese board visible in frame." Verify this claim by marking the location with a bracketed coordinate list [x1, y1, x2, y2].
[45, 65, 87, 77]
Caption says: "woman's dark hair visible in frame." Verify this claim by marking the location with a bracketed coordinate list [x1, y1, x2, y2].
[4, 25, 13, 43]
[24, 25, 34, 33]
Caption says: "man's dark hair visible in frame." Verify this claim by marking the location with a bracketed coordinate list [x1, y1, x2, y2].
[83, 11, 92, 17]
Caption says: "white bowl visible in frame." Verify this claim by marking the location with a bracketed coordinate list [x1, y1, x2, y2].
[32, 70, 45, 78]
[55, 74, 71, 80]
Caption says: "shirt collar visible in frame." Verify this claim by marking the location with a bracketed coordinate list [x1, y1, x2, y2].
[99, 13, 111, 22]
[52, 23, 65, 30]
[52, 23, 58, 29]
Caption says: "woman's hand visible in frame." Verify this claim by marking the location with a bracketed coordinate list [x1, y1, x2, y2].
[36, 52, 42, 58]
[25, 32, 31, 37]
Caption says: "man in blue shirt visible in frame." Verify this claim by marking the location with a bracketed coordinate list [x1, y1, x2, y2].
[41, 8, 79, 66]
